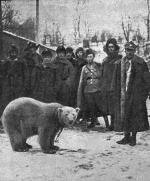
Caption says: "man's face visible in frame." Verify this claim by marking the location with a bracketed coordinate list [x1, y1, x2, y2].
[57, 52, 66, 59]
[108, 43, 115, 53]
[125, 49, 135, 60]
[86, 54, 94, 64]
[66, 52, 73, 59]
[77, 51, 83, 58]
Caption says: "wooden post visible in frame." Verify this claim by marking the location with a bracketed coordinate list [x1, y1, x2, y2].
[0, 0, 3, 59]
[35, 0, 39, 43]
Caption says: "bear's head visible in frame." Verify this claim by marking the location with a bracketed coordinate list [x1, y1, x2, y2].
[58, 106, 80, 127]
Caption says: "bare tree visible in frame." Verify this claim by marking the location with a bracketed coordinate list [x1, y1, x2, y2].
[2, 1, 20, 32]
[121, 16, 133, 42]
[73, 0, 88, 43]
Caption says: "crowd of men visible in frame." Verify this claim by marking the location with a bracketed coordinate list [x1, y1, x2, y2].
[0, 38, 150, 146]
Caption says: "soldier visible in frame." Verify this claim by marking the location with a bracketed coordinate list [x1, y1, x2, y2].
[53, 45, 75, 106]
[112, 41, 149, 146]
[32, 49, 56, 102]
[101, 38, 122, 130]
[1, 45, 25, 114]
[66, 46, 77, 67]
[77, 48, 109, 129]
[22, 42, 42, 97]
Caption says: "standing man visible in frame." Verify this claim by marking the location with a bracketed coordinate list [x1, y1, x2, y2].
[53, 45, 75, 106]
[77, 48, 109, 129]
[101, 38, 122, 130]
[22, 42, 42, 97]
[112, 41, 149, 146]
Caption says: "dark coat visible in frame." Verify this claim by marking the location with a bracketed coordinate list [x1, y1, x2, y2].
[53, 57, 75, 106]
[23, 52, 42, 97]
[7, 59, 25, 99]
[1, 59, 25, 106]
[112, 55, 149, 132]
[0, 60, 11, 116]
[101, 54, 122, 115]
[32, 64, 57, 103]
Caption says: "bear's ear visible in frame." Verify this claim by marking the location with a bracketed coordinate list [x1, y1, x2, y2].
[58, 108, 63, 114]
[75, 107, 80, 114]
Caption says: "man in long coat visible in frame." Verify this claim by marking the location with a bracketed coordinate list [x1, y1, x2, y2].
[101, 38, 122, 131]
[22, 42, 43, 97]
[53, 46, 75, 106]
[112, 41, 149, 146]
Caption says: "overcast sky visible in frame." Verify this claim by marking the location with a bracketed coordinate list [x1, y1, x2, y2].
[12, 0, 147, 43]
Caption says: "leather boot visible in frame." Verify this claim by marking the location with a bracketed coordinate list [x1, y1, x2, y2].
[87, 117, 96, 128]
[129, 132, 136, 146]
[116, 133, 130, 144]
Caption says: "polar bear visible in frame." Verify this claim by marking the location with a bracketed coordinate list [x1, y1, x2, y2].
[2, 97, 80, 154]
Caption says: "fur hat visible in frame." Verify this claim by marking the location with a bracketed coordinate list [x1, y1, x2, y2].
[104, 38, 120, 52]
[75, 47, 84, 58]
[56, 46, 66, 54]
[66, 46, 74, 53]
[85, 48, 95, 57]
[41, 49, 52, 57]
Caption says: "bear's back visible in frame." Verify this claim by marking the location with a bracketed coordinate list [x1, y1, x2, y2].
[2, 98, 63, 126]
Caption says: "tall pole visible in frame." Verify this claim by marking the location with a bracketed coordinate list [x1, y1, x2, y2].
[147, 0, 150, 41]
[0, 0, 3, 59]
[35, 0, 39, 43]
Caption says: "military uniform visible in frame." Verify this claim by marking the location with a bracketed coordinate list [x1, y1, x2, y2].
[77, 62, 104, 119]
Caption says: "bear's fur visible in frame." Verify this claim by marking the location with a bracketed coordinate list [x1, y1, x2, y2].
[2, 97, 79, 154]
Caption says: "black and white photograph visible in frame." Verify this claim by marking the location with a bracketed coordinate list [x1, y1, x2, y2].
[0, 0, 150, 180]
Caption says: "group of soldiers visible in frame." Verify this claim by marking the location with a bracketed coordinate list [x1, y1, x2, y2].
[0, 42, 86, 116]
[0, 38, 150, 146]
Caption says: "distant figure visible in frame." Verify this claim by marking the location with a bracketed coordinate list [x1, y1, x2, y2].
[112, 41, 149, 146]
[101, 38, 122, 131]
[53, 46, 75, 106]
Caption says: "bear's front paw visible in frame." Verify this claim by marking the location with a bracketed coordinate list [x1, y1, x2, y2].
[42, 149, 56, 154]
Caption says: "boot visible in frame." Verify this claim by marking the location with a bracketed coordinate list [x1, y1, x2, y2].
[87, 117, 96, 128]
[129, 132, 137, 146]
[81, 118, 88, 132]
[103, 116, 109, 129]
[116, 133, 130, 145]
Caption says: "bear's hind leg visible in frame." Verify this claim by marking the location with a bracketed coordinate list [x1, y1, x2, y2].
[9, 131, 29, 152]
[38, 127, 56, 154]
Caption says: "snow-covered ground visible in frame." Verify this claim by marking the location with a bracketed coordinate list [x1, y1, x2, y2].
[0, 100, 150, 181]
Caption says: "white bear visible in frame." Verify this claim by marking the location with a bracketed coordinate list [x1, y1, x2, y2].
[2, 97, 79, 154]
